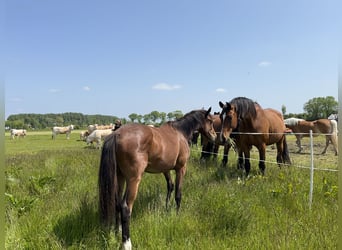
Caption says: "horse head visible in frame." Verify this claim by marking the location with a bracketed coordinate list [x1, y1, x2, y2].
[218, 101, 239, 144]
[198, 107, 217, 143]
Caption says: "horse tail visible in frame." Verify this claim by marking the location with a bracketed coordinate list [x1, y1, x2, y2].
[282, 135, 291, 165]
[98, 133, 119, 226]
[330, 120, 338, 154]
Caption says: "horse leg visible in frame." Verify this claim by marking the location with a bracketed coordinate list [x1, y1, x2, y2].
[121, 178, 141, 250]
[237, 149, 244, 170]
[276, 140, 284, 165]
[257, 144, 266, 175]
[163, 171, 174, 209]
[222, 144, 230, 166]
[331, 134, 338, 156]
[321, 135, 329, 155]
[244, 149, 251, 176]
[175, 167, 186, 211]
[213, 144, 219, 160]
[296, 135, 302, 153]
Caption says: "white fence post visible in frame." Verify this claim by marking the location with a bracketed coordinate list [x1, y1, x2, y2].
[309, 130, 314, 209]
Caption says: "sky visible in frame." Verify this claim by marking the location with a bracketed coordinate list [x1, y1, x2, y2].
[4, 0, 341, 120]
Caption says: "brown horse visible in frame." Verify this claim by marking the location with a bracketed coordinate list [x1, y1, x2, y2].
[201, 114, 230, 165]
[98, 108, 216, 250]
[219, 97, 291, 176]
[284, 117, 338, 155]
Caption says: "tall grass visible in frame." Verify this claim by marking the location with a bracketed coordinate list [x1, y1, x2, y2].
[5, 132, 338, 249]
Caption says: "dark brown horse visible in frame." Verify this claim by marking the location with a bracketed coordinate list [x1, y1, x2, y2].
[219, 97, 291, 176]
[284, 117, 338, 155]
[201, 114, 230, 165]
[98, 108, 216, 249]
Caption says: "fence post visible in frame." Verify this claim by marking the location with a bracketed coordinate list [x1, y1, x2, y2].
[309, 130, 314, 209]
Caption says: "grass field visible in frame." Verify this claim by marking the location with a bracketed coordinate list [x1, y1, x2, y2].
[5, 130, 338, 249]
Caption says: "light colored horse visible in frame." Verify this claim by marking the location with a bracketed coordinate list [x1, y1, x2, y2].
[52, 125, 74, 140]
[86, 129, 113, 149]
[284, 118, 338, 155]
[87, 124, 114, 135]
[10, 129, 27, 139]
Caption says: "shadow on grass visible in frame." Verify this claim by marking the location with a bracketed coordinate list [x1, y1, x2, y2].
[53, 195, 101, 247]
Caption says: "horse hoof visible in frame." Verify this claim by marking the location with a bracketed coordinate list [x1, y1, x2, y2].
[122, 239, 132, 250]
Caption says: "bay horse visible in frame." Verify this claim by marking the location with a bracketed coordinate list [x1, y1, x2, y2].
[98, 108, 216, 250]
[284, 117, 338, 155]
[219, 97, 291, 176]
[201, 114, 230, 166]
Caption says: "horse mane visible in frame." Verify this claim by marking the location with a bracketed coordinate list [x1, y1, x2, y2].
[230, 97, 258, 120]
[284, 117, 304, 126]
[170, 109, 208, 140]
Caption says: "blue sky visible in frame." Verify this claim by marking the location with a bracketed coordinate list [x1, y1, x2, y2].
[5, 0, 340, 119]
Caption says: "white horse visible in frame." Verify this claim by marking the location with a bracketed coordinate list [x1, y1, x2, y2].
[52, 125, 74, 140]
[86, 129, 113, 149]
[10, 129, 27, 139]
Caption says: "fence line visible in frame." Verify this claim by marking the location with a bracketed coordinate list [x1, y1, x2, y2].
[230, 131, 336, 136]
[192, 147, 338, 172]
[192, 129, 337, 208]
[191, 130, 338, 173]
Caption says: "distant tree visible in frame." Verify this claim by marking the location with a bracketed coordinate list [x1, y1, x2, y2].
[149, 111, 160, 124]
[143, 114, 152, 124]
[128, 113, 139, 123]
[303, 96, 338, 120]
[281, 105, 286, 116]
[159, 112, 167, 124]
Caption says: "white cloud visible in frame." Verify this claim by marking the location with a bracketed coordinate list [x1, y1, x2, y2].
[216, 88, 226, 93]
[258, 61, 272, 67]
[49, 88, 62, 93]
[152, 83, 181, 90]
[83, 86, 91, 91]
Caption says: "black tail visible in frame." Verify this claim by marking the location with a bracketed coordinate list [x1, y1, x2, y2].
[282, 136, 291, 165]
[99, 133, 118, 226]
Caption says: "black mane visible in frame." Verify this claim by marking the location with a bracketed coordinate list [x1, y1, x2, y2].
[230, 97, 258, 120]
[171, 109, 208, 140]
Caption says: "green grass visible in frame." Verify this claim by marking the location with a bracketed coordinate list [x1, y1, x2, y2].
[5, 131, 338, 249]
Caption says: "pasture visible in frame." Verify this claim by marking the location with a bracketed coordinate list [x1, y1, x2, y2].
[5, 130, 338, 249]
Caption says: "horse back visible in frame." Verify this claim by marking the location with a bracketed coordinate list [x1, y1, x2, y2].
[114, 123, 189, 173]
[313, 119, 334, 134]
[263, 108, 286, 144]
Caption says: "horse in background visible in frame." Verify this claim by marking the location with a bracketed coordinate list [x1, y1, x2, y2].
[51, 125, 74, 140]
[284, 117, 338, 155]
[10, 129, 27, 139]
[98, 108, 216, 250]
[200, 113, 230, 166]
[219, 97, 291, 176]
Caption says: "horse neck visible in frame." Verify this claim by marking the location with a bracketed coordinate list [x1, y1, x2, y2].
[171, 118, 200, 141]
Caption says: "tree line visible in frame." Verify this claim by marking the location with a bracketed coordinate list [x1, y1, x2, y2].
[5, 96, 338, 130]
[5, 110, 185, 130]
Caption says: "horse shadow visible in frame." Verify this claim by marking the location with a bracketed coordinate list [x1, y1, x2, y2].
[53, 195, 102, 247]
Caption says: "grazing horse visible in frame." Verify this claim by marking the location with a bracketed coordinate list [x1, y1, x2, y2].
[86, 129, 113, 149]
[10, 129, 27, 139]
[219, 97, 291, 176]
[200, 114, 230, 165]
[51, 125, 74, 140]
[98, 108, 216, 250]
[284, 118, 338, 155]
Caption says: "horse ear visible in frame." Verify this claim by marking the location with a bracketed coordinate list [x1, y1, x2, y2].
[206, 107, 212, 117]
[219, 101, 224, 108]
[226, 102, 232, 110]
